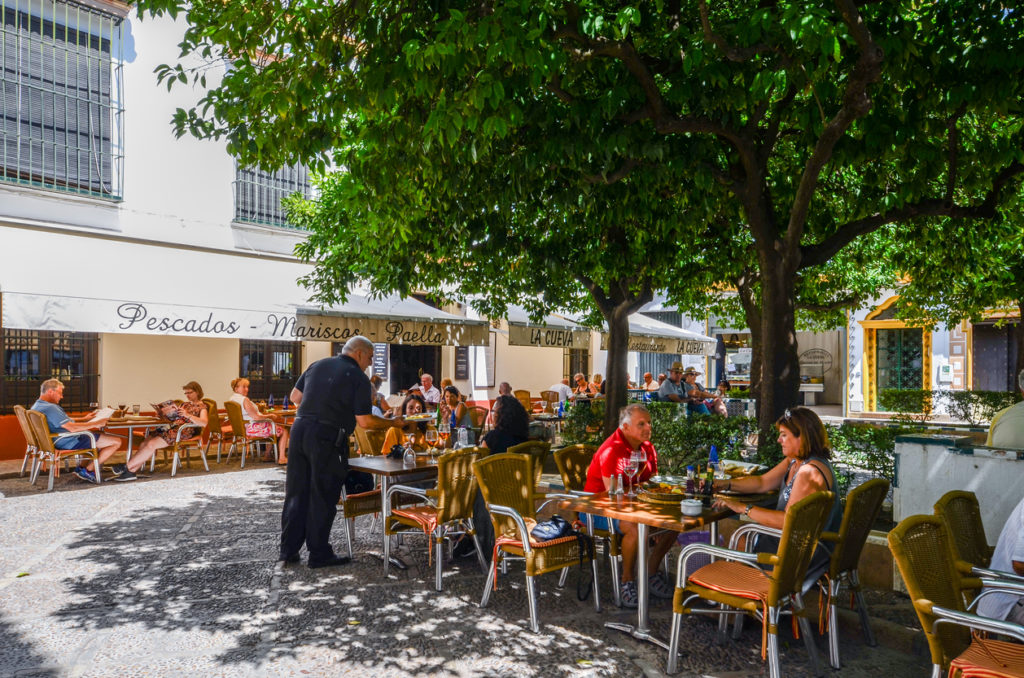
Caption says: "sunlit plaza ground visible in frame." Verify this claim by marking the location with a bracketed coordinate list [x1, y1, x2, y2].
[0, 463, 929, 677]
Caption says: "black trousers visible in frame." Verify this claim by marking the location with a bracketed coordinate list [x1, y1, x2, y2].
[280, 418, 347, 561]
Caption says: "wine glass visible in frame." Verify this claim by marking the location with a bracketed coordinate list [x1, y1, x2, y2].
[623, 456, 640, 498]
[438, 421, 451, 447]
[540, 399, 548, 414]
[425, 428, 438, 449]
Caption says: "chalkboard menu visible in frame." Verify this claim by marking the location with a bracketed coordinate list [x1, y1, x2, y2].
[372, 343, 388, 379]
[455, 346, 470, 380]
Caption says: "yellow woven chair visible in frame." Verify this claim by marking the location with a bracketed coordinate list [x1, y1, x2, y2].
[384, 448, 487, 590]
[889, 514, 1024, 678]
[472, 452, 599, 632]
[539, 390, 560, 413]
[507, 440, 550, 484]
[26, 409, 103, 491]
[934, 490, 996, 569]
[466, 405, 488, 436]
[552, 444, 622, 604]
[729, 478, 890, 669]
[354, 426, 388, 456]
[14, 405, 41, 482]
[513, 389, 533, 413]
[223, 400, 277, 467]
[667, 491, 834, 678]
[201, 398, 229, 460]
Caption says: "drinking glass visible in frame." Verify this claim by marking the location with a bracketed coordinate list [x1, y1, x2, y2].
[540, 400, 548, 414]
[132, 404, 141, 416]
[623, 458, 640, 497]
[438, 421, 451, 447]
[406, 432, 417, 448]
[117, 402, 127, 413]
[425, 429, 438, 449]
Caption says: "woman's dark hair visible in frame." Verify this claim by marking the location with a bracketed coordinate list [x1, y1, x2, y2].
[718, 379, 731, 391]
[776, 406, 831, 460]
[402, 393, 428, 432]
[444, 385, 460, 399]
[492, 394, 529, 439]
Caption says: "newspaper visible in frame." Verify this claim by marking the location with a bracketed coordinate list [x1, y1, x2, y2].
[86, 406, 115, 422]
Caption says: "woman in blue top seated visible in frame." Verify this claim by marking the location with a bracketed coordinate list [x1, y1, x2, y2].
[712, 406, 842, 573]
[438, 385, 471, 436]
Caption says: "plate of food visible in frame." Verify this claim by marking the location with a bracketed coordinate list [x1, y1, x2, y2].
[638, 482, 691, 504]
[404, 413, 434, 422]
[718, 460, 766, 478]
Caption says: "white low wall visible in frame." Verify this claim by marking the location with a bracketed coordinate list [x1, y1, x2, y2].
[894, 435, 1024, 540]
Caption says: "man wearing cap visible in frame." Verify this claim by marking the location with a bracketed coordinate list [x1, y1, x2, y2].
[657, 362, 687, 404]
[682, 366, 718, 415]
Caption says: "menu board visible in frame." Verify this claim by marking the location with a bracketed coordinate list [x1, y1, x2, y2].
[372, 343, 388, 379]
[455, 346, 470, 380]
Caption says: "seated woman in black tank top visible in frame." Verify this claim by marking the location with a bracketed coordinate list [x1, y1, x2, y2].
[711, 407, 842, 571]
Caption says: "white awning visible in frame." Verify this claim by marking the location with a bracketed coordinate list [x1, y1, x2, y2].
[0, 229, 486, 345]
[599, 313, 716, 355]
[502, 306, 591, 348]
[295, 295, 488, 346]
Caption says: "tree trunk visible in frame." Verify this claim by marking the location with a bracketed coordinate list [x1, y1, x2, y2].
[758, 267, 801, 433]
[602, 304, 632, 437]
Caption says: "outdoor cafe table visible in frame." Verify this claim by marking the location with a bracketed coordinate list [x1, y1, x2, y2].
[558, 492, 734, 650]
[103, 416, 164, 462]
[347, 454, 440, 569]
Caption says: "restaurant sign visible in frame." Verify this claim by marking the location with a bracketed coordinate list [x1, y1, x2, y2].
[599, 332, 715, 356]
[2, 293, 489, 346]
[507, 324, 591, 348]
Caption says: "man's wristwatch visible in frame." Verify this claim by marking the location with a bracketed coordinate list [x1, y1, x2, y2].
[744, 504, 754, 517]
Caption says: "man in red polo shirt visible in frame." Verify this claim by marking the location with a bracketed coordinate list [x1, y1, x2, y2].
[583, 404, 677, 607]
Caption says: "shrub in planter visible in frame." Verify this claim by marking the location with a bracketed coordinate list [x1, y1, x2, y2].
[877, 389, 934, 424]
[940, 389, 1022, 426]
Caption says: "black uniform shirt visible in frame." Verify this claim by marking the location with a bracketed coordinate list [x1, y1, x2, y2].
[294, 354, 371, 434]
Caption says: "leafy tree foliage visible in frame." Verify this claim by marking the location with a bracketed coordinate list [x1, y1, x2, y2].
[135, 0, 1024, 434]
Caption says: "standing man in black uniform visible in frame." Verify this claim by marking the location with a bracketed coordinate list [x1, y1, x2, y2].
[279, 335, 403, 568]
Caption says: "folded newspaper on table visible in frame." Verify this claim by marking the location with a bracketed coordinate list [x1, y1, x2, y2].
[87, 406, 115, 422]
[150, 400, 182, 422]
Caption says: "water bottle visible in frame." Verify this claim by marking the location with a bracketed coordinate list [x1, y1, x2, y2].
[685, 465, 696, 495]
[267, 393, 275, 409]
[456, 427, 469, 449]
[558, 399, 565, 417]
[283, 395, 289, 410]
[709, 444, 719, 466]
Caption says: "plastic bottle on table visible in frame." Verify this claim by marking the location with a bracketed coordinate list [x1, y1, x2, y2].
[267, 393, 275, 409]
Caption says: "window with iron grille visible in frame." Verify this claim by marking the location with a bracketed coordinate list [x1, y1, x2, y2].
[239, 339, 301, 401]
[233, 163, 311, 229]
[1, 0, 125, 198]
[563, 348, 590, 381]
[1, 329, 98, 413]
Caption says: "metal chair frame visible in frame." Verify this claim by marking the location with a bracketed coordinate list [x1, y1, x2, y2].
[223, 400, 278, 467]
[25, 409, 102, 491]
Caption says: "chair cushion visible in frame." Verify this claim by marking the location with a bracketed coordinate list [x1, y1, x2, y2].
[392, 505, 439, 536]
[687, 560, 771, 603]
[951, 637, 1024, 678]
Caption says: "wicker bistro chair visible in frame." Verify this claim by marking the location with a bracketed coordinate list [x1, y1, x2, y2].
[507, 440, 551, 485]
[201, 398, 229, 460]
[25, 409, 103, 491]
[539, 391, 560, 414]
[472, 452, 600, 633]
[552, 444, 623, 605]
[668, 491, 835, 678]
[889, 514, 1024, 678]
[384, 448, 487, 590]
[513, 389, 534, 413]
[466, 406, 488, 437]
[729, 478, 890, 669]
[14, 405, 41, 482]
[354, 426, 388, 456]
[223, 400, 277, 467]
[934, 490, 996, 570]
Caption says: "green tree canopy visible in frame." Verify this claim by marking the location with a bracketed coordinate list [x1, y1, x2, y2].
[136, 0, 1024, 431]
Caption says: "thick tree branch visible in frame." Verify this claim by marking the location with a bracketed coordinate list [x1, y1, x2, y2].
[784, 0, 884, 250]
[546, 73, 575, 105]
[584, 158, 641, 184]
[801, 160, 1024, 268]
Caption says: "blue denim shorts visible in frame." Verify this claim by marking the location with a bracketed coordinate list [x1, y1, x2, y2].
[578, 513, 621, 534]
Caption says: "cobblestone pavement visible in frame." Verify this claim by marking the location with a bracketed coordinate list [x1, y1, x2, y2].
[0, 467, 929, 677]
